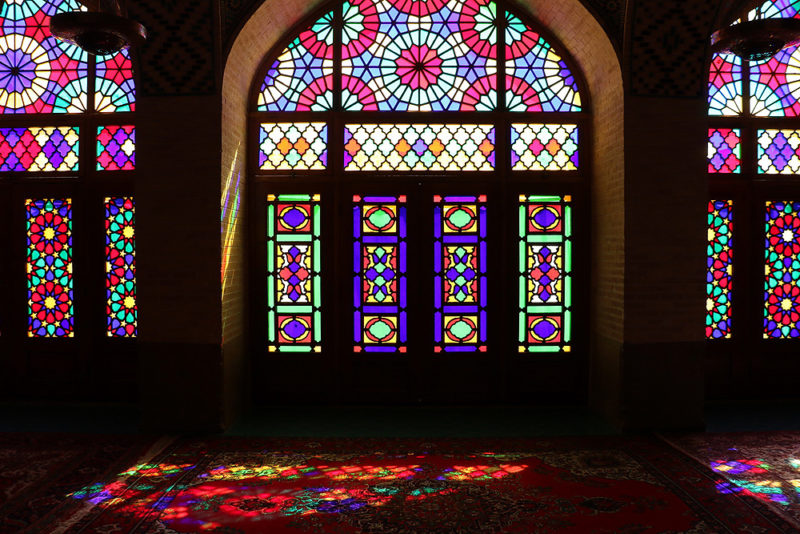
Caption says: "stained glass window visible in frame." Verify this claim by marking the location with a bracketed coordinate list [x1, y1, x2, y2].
[519, 195, 571, 352]
[27, 198, 73, 337]
[0, 126, 79, 171]
[707, 200, 733, 340]
[511, 124, 578, 171]
[257, 11, 334, 111]
[106, 197, 136, 337]
[267, 194, 322, 352]
[95, 49, 135, 113]
[764, 201, 800, 339]
[708, 53, 743, 116]
[0, 0, 88, 114]
[344, 124, 495, 171]
[259, 123, 328, 170]
[353, 195, 407, 352]
[434, 195, 487, 352]
[258, 0, 580, 113]
[97, 125, 135, 170]
[708, 128, 741, 173]
[505, 12, 581, 112]
[757, 129, 800, 173]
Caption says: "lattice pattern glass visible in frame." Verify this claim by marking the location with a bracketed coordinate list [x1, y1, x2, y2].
[764, 201, 800, 339]
[434, 195, 487, 352]
[708, 128, 741, 173]
[511, 124, 578, 171]
[505, 11, 581, 112]
[97, 125, 135, 170]
[257, 11, 334, 111]
[258, 0, 581, 113]
[342, 0, 498, 111]
[354, 195, 407, 352]
[106, 197, 136, 337]
[267, 194, 322, 352]
[259, 123, 328, 170]
[95, 48, 135, 112]
[708, 53, 743, 116]
[0, 126, 79, 171]
[757, 129, 800, 173]
[27, 198, 73, 337]
[344, 124, 495, 171]
[0, 0, 88, 113]
[707, 200, 733, 340]
[519, 195, 572, 352]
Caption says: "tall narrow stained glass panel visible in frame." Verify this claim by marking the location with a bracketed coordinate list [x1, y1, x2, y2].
[27, 198, 73, 337]
[764, 200, 800, 339]
[433, 195, 487, 352]
[105, 197, 136, 337]
[708, 53, 742, 116]
[519, 195, 571, 352]
[707, 200, 733, 339]
[267, 194, 322, 352]
[354, 195, 407, 352]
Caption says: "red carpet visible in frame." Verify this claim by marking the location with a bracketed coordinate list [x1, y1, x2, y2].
[3, 434, 796, 533]
[663, 430, 800, 530]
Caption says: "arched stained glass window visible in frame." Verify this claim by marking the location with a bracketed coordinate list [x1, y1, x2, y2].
[707, 0, 800, 346]
[0, 0, 137, 346]
[250, 0, 589, 400]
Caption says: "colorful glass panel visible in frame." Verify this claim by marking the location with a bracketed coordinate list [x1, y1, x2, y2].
[747, 2, 800, 116]
[708, 128, 741, 173]
[519, 195, 571, 352]
[259, 123, 328, 170]
[757, 129, 800, 173]
[708, 53, 742, 116]
[707, 200, 733, 340]
[95, 49, 136, 113]
[354, 195, 407, 352]
[344, 124, 495, 171]
[267, 194, 322, 352]
[106, 197, 136, 337]
[764, 201, 800, 339]
[257, 11, 334, 111]
[510, 124, 578, 171]
[342, 0, 498, 111]
[97, 125, 135, 170]
[0, 0, 88, 113]
[433, 195, 487, 352]
[0, 126, 79, 171]
[27, 198, 73, 337]
[505, 11, 581, 112]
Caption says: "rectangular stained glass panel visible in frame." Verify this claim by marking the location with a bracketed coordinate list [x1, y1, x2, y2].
[106, 197, 136, 337]
[344, 124, 495, 171]
[0, 127, 79, 171]
[433, 195, 487, 352]
[259, 123, 328, 170]
[519, 195, 572, 352]
[267, 194, 322, 352]
[95, 49, 136, 112]
[511, 124, 579, 171]
[708, 53, 742, 116]
[764, 201, 800, 339]
[27, 198, 73, 337]
[758, 129, 800, 173]
[708, 129, 741, 173]
[353, 195, 407, 352]
[707, 200, 732, 339]
[97, 126, 135, 170]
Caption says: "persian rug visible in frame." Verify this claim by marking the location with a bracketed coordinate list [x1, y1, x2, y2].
[0, 433, 168, 534]
[13, 435, 797, 533]
[661, 430, 800, 530]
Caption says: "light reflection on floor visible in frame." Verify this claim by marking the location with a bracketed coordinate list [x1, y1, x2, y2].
[67, 452, 529, 530]
[710, 457, 800, 506]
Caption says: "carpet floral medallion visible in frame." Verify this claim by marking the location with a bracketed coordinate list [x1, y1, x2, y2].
[5, 435, 794, 533]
